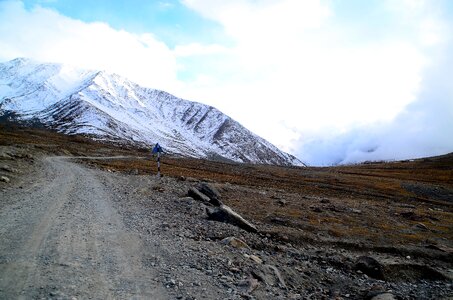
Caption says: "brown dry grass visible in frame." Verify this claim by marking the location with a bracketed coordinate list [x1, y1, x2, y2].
[1, 125, 452, 251]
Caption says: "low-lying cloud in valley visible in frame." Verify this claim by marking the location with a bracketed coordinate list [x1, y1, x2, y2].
[295, 40, 453, 166]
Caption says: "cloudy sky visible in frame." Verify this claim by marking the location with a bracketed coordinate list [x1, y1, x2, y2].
[1, 0, 452, 165]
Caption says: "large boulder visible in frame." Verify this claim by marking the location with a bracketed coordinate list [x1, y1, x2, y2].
[187, 187, 211, 204]
[206, 205, 258, 233]
[197, 183, 223, 206]
[354, 256, 384, 280]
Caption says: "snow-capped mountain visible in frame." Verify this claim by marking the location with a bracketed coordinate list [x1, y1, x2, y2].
[0, 58, 303, 166]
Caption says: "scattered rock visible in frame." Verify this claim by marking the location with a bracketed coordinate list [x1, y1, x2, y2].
[353, 256, 384, 280]
[0, 176, 10, 183]
[238, 275, 259, 294]
[0, 153, 12, 160]
[326, 205, 343, 212]
[206, 205, 258, 233]
[221, 237, 251, 250]
[1, 165, 16, 173]
[60, 149, 72, 156]
[414, 223, 428, 231]
[425, 244, 453, 253]
[320, 198, 330, 204]
[252, 264, 286, 288]
[249, 255, 263, 264]
[398, 203, 416, 209]
[277, 199, 287, 206]
[185, 177, 199, 182]
[130, 169, 139, 175]
[311, 207, 322, 213]
[400, 211, 425, 221]
[369, 292, 397, 300]
[269, 217, 290, 226]
[384, 263, 449, 282]
[152, 186, 165, 193]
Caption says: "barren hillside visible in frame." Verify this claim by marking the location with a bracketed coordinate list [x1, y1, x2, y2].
[0, 125, 452, 299]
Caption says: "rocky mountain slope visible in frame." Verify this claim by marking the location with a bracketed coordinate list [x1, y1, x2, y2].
[0, 58, 302, 166]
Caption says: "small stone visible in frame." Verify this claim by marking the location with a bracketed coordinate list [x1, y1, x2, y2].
[1, 165, 16, 173]
[414, 223, 428, 231]
[277, 199, 287, 206]
[238, 276, 259, 293]
[369, 292, 397, 300]
[221, 237, 251, 249]
[250, 255, 263, 264]
[312, 207, 322, 213]
[252, 264, 286, 288]
[0, 153, 11, 159]
[0, 176, 10, 183]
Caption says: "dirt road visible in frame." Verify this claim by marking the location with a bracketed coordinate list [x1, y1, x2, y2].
[0, 157, 168, 299]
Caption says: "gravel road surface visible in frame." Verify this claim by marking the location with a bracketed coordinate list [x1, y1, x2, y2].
[0, 157, 168, 299]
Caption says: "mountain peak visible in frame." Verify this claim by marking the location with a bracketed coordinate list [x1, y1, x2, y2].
[9, 57, 30, 65]
[0, 58, 304, 166]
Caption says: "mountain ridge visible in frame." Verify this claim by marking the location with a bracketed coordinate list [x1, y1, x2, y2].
[0, 58, 304, 166]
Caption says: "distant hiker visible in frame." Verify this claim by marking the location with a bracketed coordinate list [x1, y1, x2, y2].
[152, 143, 163, 177]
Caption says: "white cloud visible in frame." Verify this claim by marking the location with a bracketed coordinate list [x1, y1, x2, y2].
[177, 0, 452, 165]
[0, 1, 178, 91]
[178, 1, 433, 145]
[1, 0, 452, 165]
[173, 43, 230, 57]
[294, 26, 453, 166]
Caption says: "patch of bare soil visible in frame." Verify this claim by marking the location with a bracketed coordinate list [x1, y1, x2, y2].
[0, 126, 452, 299]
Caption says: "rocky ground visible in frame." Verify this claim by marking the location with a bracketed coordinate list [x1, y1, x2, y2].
[0, 126, 452, 299]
